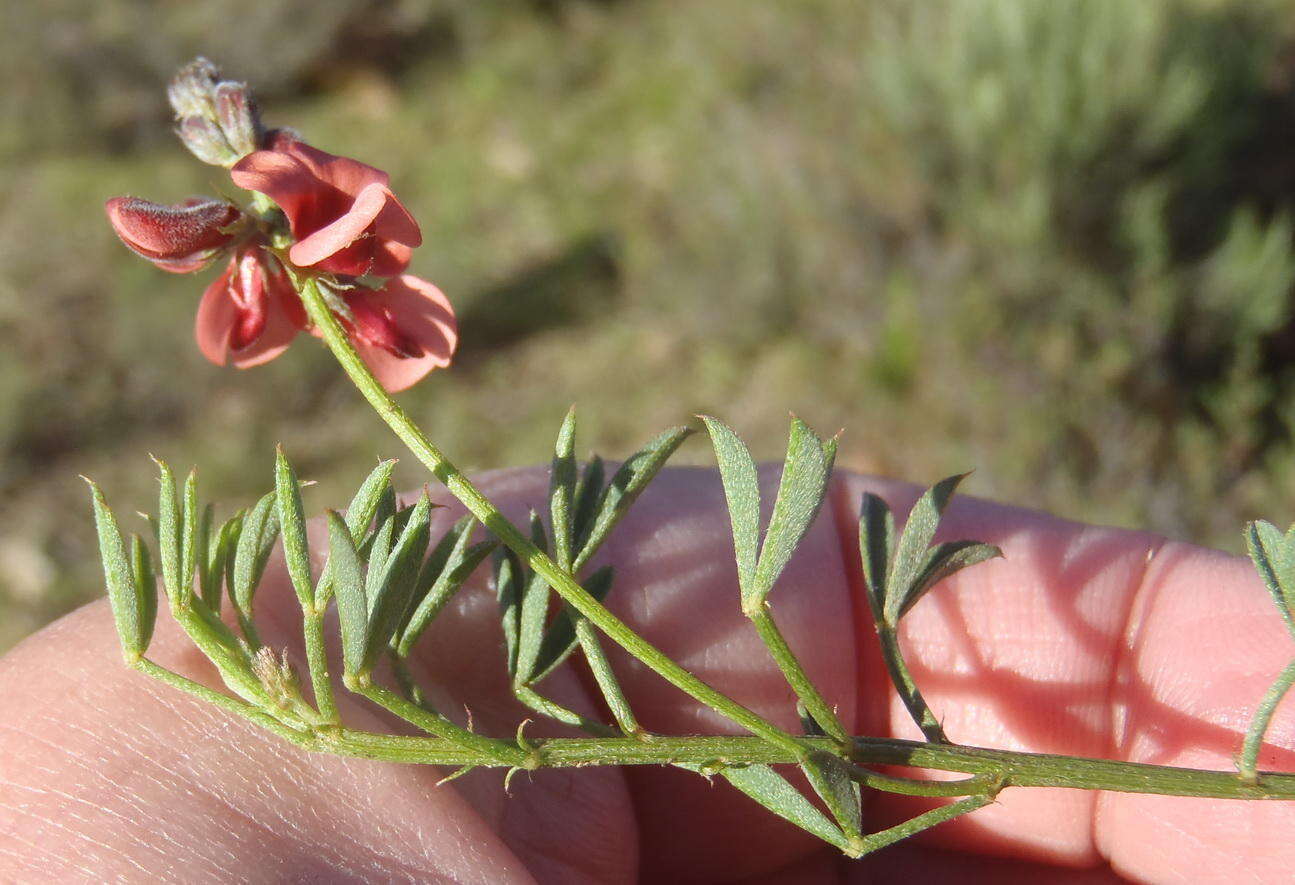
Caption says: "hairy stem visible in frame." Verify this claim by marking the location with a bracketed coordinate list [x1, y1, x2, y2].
[876, 623, 947, 743]
[1239, 657, 1295, 782]
[356, 681, 530, 768]
[302, 608, 339, 724]
[749, 608, 847, 743]
[285, 728, 1295, 800]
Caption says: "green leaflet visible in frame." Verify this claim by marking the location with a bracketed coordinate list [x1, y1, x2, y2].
[513, 512, 552, 685]
[397, 516, 496, 657]
[529, 566, 615, 683]
[327, 510, 368, 676]
[129, 533, 158, 657]
[570, 455, 605, 557]
[749, 418, 837, 608]
[801, 752, 863, 841]
[551, 406, 578, 570]
[703, 763, 851, 852]
[364, 513, 397, 607]
[315, 460, 398, 608]
[231, 492, 279, 624]
[858, 492, 895, 620]
[700, 416, 761, 596]
[495, 551, 522, 677]
[363, 496, 433, 671]
[153, 458, 186, 611]
[1246, 520, 1295, 636]
[572, 425, 693, 573]
[274, 448, 314, 608]
[703, 416, 837, 610]
[87, 480, 153, 662]
[896, 540, 1001, 620]
[860, 476, 998, 627]
[886, 473, 968, 623]
[203, 512, 242, 613]
[180, 470, 200, 607]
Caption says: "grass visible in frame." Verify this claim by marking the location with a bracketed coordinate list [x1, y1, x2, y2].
[4, 0, 1295, 650]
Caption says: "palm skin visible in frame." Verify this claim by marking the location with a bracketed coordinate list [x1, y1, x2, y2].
[2, 467, 1292, 883]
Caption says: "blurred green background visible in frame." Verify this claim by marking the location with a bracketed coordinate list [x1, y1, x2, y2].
[5, 0, 1295, 651]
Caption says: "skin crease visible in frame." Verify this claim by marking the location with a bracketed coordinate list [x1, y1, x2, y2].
[2, 466, 1294, 883]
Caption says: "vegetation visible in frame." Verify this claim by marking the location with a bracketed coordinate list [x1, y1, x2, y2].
[6, 0, 1295, 650]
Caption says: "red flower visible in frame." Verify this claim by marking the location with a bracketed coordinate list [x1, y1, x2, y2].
[194, 246, 457, 392]
[105, 197, 242, 273]
[195, 245, 308, 368]
[230, 133, 421, 278]
[325, 276, 458, 393]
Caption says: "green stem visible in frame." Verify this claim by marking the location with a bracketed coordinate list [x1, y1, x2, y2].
[877, 623, 947, 743]
[136, 658, 313, 746]
[574, 617, 643, 736]
[514, 684, 617, 736]
[1239, 657, 1295, 781]
[302, 608, 339, 724]
[298, 277, 803, 760]
[749, 609, 847, 744]
[854, 793, 996, 857]
[282, 728, 1295, 800]
[357, 682, 530, 768]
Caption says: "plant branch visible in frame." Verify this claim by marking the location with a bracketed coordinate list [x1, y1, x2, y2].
[297, 276, 805, 760]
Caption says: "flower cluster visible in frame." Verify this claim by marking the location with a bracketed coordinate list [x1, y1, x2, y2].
[104, 59, 455, 392]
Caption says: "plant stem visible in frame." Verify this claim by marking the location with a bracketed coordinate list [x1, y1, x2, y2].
[573, 618, 643, 736]
[136, 658, 313, 745]
[514, 684, 617, 736]
[1239, 657, 1295, 781]
[855, 793, 996, 856]
[357, 682, 530, 768]
[298, 278, 804, 760]
[302, 608, 339, 724]
[749, 608, 847, 743]
[292, 729, 1295, 800]
[876, 623, 947, 743]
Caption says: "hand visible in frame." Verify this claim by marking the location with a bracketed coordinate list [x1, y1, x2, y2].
[2, 467, 1292, 882]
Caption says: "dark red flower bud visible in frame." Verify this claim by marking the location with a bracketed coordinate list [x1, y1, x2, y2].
[105, 197, 244, 273]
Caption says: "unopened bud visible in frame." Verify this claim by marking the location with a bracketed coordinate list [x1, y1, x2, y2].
[214, 81, 262, 157]
[179, 116, 239, 166]
[252, 646, 303, 711]
[167, 57, 221, 119]
[167, 57, 265, 166]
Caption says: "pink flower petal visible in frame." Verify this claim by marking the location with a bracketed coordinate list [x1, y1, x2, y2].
[371, 241, 415, 279]
[230, 151, 317, 221]
[282, 137, 390, 193]
[287, 181, 388, 269]
[372, 193, 422, 249]
[194, 251, 304, 369]
[347, 275, 457, 392]
[195, 263, 239, 366]
[230, 136, 416, 277]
